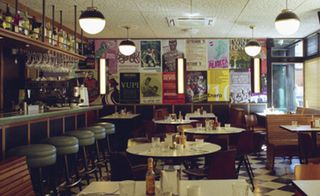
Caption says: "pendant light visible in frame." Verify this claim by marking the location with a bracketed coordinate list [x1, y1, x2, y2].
[275, 0, 300, 36]
[245, 25, 261, 57]
[119, 26, 136, 56]
[79, 0, 105, 35]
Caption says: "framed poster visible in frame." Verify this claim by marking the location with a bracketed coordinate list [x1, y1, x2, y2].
[186, 39, 207, 71]
[208, 39, 229, 69]
[185, 71, 207, 103]
[95, 40, 118, 74]
[230, 70, 251, 103]
[141, 41, 161, 72]
[162, 39, 185, 72]
[120, 73, 140, 103]
[230, 38, 251, 69]
[118, 40, 141, 72]
[208, 69, 230, 101]
[140, 73, 162, 104]
[162, 72, 185, 104]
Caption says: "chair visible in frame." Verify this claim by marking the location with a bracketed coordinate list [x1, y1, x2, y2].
[109, 152, 147, 181]
[183, 149, 237, 179]
[244, 114, 266, 154]
[153, 108, 169, 120]
[236, 130, 255, 190]
[294, 163, 320, 180]
[298, 133, 320, 164]
[229, 107, 246, 128]
[0, 156, 35, 196]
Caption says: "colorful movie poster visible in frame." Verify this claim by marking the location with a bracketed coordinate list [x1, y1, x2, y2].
[117, 40, 141, 72]
[208, 39, 229, 69]
[230, 38, 251, 69]
[102, 72, 120, 105]
[78, 39, 95, 69]
[185, 71, 207, 103]
[162, 40, 185, 72]
[162, 73, 185, 104]
[140, 73, 162, 104]
[186, 39, 207, 71]
[141, 41, 161, 72]
[94, 40, 118, 74]
[230, 70, 251, 103]
[120, 73, 140, 103]
[208, 69, 230, 101]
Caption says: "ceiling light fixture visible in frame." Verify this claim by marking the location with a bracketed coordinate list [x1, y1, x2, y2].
[245, 25, 261, 57]
[275, 0, 300, 36]
[119, 26, 136, 56]
[79, 0, 106, 35]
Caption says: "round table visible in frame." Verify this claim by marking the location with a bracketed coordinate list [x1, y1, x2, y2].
[184, 127, 245, 149]
[153, 119, 198, 125]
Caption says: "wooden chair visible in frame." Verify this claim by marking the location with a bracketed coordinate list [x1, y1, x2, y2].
[109, 152, 147, 181]
[153, 108, 169, 120]
[298, 133, 320, 164]
[183, 149, 237, 179]
[0, 156, 35, 196]
[294, 164, 320, 180]
[244, 114, 266, 154]
[229, 107, 246, 128]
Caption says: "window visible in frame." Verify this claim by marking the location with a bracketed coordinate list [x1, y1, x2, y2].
[306, 34, 318, 56]
[271, 39, 303, 57]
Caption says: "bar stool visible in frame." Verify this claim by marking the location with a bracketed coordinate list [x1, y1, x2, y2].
[45, 136, 82, 193]
[8, 144, 57, 195]
[93, 122, 115, 153]
[81, 125, 107, 179]
[65, 130, 98, 184]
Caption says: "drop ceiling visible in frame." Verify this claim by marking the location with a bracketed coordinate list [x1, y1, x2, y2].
[19, 0, 320, 39]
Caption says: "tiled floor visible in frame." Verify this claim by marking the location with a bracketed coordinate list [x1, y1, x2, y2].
[70, 150, 300, 196]
[238, 151, 299, 196]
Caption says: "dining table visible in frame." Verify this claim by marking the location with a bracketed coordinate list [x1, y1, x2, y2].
[153, 119, 198, 132]
[100, 113, 141, 151]
[77, 179, 253, 196]
[280, 125, 320, 155]
[184, 126, 245, 149]
[185, 112, 216, 120]
[292, 180, 320, 196]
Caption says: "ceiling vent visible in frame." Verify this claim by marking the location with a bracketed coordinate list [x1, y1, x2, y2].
[166, 17, 214, 28]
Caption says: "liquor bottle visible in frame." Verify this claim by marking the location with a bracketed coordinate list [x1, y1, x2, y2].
[0, 9, 4, 28]
[180, 131, 186, 147]
[13, 10, 22, 33]
[45, 23, 52, 44]
[4, 4, 13, 31]
[22, 11, 30, 36]
[146, 158, 155, 196]
[52, 27, 58, 46]
[58, 28, 64, 48]
[178, 111, 183, 121]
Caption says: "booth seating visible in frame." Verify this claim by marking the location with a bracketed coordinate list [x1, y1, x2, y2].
[0, 156, 35, 196]
[65, 130, 98, 184]
[82, 125, 107, 178]
[45, 136, 82, 193]
[8, 144, 57, 195]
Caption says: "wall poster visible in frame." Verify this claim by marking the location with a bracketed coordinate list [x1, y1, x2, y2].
[95, 40, 118, 74]
[103, 71, 120, 105]
[185, 71, 207, 103]
[162, 40, 185, 72]
[162, 73, 185, 104]
[141, 41, 161, 72]
[230, 38, 251, 69]
[230, 70, 251, 103]
[78, 39, 95, 69]
[117, 40, 141, 72]
[208, 69, 230, 101]
[208, 39, 229, 69]
[186, 39, 207, 71]
[140, 73, 162, 104]
[119, 73, 140, 103]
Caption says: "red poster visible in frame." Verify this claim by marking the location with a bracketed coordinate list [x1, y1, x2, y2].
[162, 72, 185, 104]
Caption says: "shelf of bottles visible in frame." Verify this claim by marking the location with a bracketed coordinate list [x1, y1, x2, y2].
[0, 2, 85, 60]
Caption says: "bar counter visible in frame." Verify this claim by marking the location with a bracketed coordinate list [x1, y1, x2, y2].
[0, 105, 103, 160]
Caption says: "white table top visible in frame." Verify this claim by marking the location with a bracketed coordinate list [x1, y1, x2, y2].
[185, 112, 216, 119]
[153, 119, 198, 125]
[184, 127, 245, 135]
[78, 180, 253, 196]
[280, 125, 320, 133]
[292, 180, 320, 196]
[126, 142, 220, 158]
[256, 111, 285, 117]
[101, 113, 140, 120]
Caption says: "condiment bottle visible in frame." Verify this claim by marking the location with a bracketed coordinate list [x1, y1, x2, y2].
[146, 158, 155, 195]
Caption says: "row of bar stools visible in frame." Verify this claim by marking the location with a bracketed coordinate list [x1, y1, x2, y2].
[45, 136, 82, 193]
[81, 125, 107, 179]
[65, 130, 99, 184]
[8, 144, 57, 196]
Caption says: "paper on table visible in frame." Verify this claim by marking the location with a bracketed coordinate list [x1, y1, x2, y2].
[161, 170, 179, 195]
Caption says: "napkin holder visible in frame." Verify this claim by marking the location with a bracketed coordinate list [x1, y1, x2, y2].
[160, 169, 179, 195]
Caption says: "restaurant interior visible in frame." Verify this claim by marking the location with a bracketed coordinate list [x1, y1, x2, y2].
[1, 0, 320, 195]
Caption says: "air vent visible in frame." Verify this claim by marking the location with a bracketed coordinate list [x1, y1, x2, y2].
[167, 17, 214, 27]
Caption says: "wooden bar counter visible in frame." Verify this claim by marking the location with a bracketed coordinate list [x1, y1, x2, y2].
[0, 105, 103, 160]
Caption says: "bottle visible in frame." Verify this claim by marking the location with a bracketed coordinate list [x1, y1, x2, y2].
[4, 4, 13, 31]
[146, 158, 155, 196]
[52, 27, 58, 46]
[180, 131, 186, 147]
[13, 10, 22, 33]
[311, 115, 315, 128]
[21, 11, 30, 36]
[0, 9, 3, 28]
[178, 111, 183, 121]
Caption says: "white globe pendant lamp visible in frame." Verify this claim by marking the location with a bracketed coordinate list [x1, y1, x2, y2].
[245, 25, 261, 57]
[119, 26, 136, 56]
[79, 0, 106, 35]
[275, 0, 300, 36]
